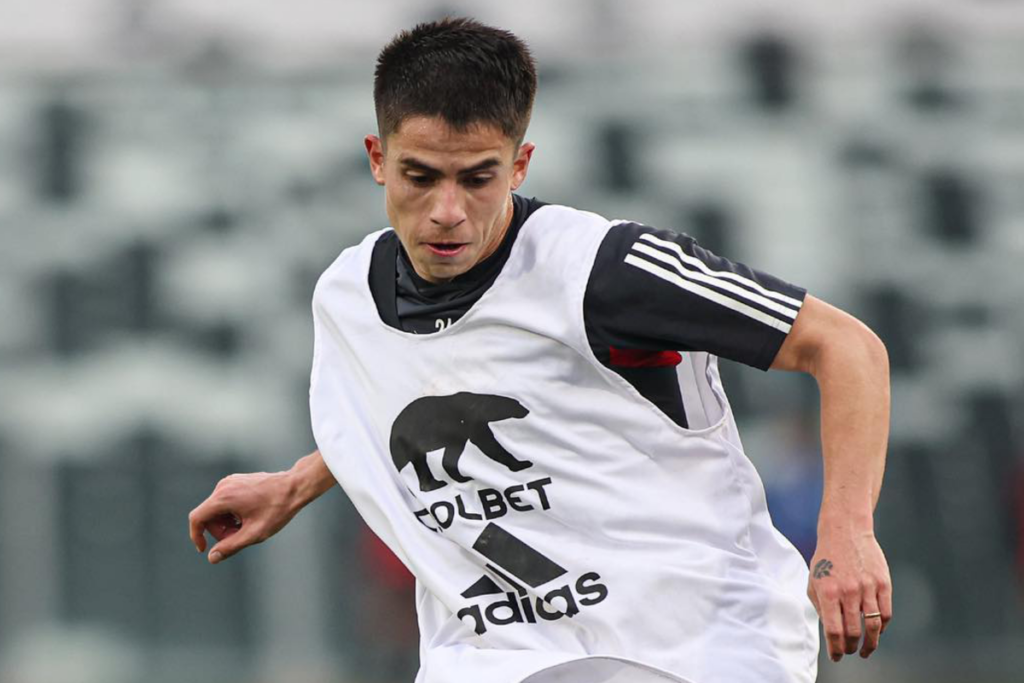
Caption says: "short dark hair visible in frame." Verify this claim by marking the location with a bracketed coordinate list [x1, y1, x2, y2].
[374, 17, 538, 145]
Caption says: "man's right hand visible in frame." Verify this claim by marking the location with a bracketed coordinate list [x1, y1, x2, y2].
[188, 450, 336, 564]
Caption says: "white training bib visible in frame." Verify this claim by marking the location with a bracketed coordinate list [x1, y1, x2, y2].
[309, 204, 818, 683]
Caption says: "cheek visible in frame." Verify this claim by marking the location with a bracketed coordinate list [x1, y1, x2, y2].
[386, 187, 434, 246]
[386, 183, 428, 215]
[466, 183, 509, 216]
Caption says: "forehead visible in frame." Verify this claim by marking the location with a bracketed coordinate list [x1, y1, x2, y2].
[386, 116, 516, 166]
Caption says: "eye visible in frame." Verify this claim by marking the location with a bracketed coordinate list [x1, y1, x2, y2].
[464, 175, 493, 188]
[407, 174, 434, 187]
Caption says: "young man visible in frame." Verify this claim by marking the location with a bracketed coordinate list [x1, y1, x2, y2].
[189, 18, 892, 683]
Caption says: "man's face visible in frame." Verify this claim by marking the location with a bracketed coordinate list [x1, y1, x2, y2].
[365, 116, 535, 283]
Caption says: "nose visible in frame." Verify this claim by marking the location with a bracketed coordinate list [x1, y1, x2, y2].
[429, 181, 467, 229]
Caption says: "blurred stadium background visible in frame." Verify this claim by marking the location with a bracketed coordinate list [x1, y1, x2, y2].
[1, 1, 1023, 682]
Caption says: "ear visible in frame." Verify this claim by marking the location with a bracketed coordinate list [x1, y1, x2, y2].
[510, 142, 535, 191]
[365, 134, 386, 186]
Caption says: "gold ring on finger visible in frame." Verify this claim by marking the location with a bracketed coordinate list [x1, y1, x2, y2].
[863, 612, 882, 619]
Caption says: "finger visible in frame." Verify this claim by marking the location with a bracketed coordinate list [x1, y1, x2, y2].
[840, 587, 863, 655]
[208, 521, 263, 564]
[878, 577, 894, 635]
[188, 504, 214, 553]
[189, 516, 206, 553]
[816, 584, 845, 662]
[188, 497, 233, 553]
[206, 513, 243, 542]
[859, 593, 883, 658]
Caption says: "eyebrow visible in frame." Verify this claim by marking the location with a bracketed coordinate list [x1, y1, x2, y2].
[399, 157, 503, 176]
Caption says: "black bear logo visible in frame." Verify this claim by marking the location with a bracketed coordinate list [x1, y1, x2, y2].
[390, 392, 532, 492]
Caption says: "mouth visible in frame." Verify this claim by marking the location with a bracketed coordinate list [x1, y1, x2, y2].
[425, 242, 468, 257]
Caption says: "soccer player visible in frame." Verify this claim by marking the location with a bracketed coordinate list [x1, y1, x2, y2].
[189, 18, 892, 683]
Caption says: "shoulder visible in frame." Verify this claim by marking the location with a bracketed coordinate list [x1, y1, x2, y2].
[519, 202, 616, 246]
[519, 210, 694, 262]
[509, 203, 616, 283]
[314, 228, 393, 301]
[595, 221, 696, 259]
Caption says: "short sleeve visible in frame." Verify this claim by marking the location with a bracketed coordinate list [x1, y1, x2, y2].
[584, 222, 807, 370]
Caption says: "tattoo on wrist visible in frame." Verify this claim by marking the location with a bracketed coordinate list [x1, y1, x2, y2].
[813, 559, 833, 579]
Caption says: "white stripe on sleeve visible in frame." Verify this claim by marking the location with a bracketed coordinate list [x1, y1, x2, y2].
[630, 242, 801, 321]
[623, 254, 794, 333]
[637, 233, 805, 310]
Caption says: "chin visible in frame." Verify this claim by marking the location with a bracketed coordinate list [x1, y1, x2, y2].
[433, 266, 469, 282]
[425, 255, 476, 279]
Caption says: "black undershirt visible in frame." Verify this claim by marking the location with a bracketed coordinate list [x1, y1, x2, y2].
[371, 194, 544, 333]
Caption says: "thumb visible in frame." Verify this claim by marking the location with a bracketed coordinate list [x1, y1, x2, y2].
[208, 523, 261, 564]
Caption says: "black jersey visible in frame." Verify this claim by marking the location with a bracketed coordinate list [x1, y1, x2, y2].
[368, 194, 806, 428]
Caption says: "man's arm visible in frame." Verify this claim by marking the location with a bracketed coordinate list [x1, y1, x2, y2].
[188, 449, 336, 564]
[770, 294, 893, 662]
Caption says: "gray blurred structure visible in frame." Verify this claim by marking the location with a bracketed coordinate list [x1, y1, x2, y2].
[1, 2, 1024, 682]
